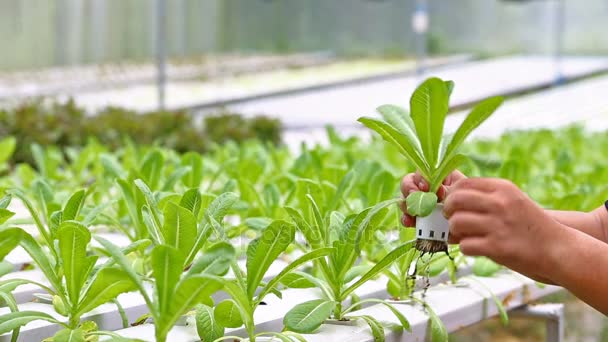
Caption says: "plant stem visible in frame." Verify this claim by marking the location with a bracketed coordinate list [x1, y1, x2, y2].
[155, 329, 167, 342]
[330, 276, 343, 319]
[113, 299, 129, 328]
[68, 315, 80, 329]
[334, 301, 343, 320]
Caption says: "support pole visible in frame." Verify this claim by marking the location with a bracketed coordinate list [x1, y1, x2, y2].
[155, 0, 167, 111]
[412, 0, 429, 78]
[553, 0, 565, 84]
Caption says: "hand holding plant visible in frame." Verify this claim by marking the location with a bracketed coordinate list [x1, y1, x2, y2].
[444, 177, 561, 283]
[358, 76, 503, 253]
[399, 170, 466, 228]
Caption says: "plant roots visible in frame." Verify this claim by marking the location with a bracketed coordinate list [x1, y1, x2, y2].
[415, 239, 448, 254]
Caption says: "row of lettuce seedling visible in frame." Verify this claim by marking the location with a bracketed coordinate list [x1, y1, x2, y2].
[0, 184, 471, 341]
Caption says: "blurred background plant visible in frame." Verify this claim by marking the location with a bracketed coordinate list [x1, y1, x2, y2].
[0, 100, 281, 166]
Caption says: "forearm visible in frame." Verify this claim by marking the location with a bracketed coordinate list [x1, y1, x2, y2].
[545, 206, 608, 242]
[545, 226, 608, 314]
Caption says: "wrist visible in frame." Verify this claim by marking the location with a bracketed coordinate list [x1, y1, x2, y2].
[539, 221, 573, 285]
[590, 207, 608, 242]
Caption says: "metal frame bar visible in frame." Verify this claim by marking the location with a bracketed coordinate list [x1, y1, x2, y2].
[511, 303, 564, 342]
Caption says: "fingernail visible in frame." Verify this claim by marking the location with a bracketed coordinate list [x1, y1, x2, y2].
[418, 181, 425, 189]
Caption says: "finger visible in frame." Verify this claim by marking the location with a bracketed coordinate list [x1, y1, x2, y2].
[415, 171, 430, 192]
[401, 214, 415, 227]
[400, 174, 420, 196]
[442, 172, 454, 186]
[443, 170, 466, 186]
[447, 232, 462, 244]
[400, 172, 429, 195]
[399, 200, 407, 214]
[459, 236, 491, 256]
[443, 189, 495, 218]
[437, 184, 449, 201]
[449, 212, 491, 237]
[412, 170, 423, 185]
[451, 177, 500, 193]
[527, 274, 556, 286]
[409, 171, 429, 191]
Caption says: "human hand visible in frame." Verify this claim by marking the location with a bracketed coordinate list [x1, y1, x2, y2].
[399, 170, 466, 228]
[443, 178, 566, 283]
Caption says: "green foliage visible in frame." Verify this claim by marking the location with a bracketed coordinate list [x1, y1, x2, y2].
[359, 77, 503, 208]
[0, 228, 22, 260]
[426, 303, 448, 342]
[0, 137, 16, 169]
[195, 305, 224, 341]
[196, 219, 331, 341]
[405, 191, 438, 217]
[282, 194, 414, 337]
[0, 311, 64, 335]
[246, 220, 295, 297]
[0, 100, 282, 166]
[214, 300, 244, 328]
[97, 236, 235, 342]
[0, 91, 604, 342]
[204, 113, 282, 146]
[472, 257, 502, 277]
[284, 299, 336, 333]
[0, 219, 138, 336]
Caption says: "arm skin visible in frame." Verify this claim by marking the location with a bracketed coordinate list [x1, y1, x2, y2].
[546, 221, 608, 314]
[545, 207, 608, 243]
[529, 207, 608, 287]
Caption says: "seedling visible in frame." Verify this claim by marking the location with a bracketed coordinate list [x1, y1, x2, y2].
[358, 77, 503, 253]
[98, 185, 241, 342]
[0, 222, 137, 339]
[196, 220, 332, 342]
[0, 188, 152, 340]
[117, 177, 240, 266]
[97, 236, 234, 342]
[9, 184, 89, 253]
[282, 196, 413, 337]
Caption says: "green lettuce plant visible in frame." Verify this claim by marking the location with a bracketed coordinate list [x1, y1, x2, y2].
[95, 185, 240, 342]
[97, 236, 234, 342]
[0, 222, 137, 339]
[115, 174, 239, 265]
[282, 197, 413, 338]
[196, 220, 332, 342]
[0, 188, 151, 340]
[358, 77, 503, 252]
